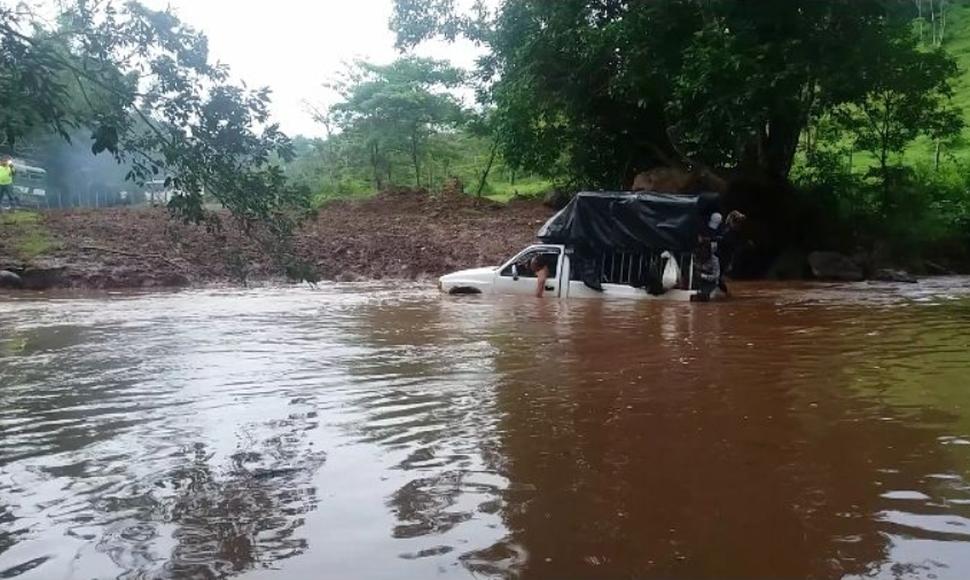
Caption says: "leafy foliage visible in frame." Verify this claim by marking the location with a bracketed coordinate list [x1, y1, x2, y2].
[323, 57, 465, 190]
[392, 0, 963, 189]
[285, 123, 549, 202]
[294, 55, 547, 202]
[831, 35, 963, 185]
[0, 0, 308, 225]
[391, 0, 970, 269]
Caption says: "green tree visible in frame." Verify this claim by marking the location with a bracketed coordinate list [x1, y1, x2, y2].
[832, 35, 962, 193]
[327, 57, 465, 190]
[1, 1, 307, 224]
[392, 0, 961, 191]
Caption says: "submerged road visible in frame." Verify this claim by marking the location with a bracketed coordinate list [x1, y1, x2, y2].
[2, 280, 970, 579]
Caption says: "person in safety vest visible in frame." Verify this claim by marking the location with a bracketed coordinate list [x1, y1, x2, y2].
[0, 157, 16, 206]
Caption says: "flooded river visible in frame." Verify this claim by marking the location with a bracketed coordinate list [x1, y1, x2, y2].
[2, 281, 970, 579]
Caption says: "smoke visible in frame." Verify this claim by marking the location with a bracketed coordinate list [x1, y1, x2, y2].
[20, 131, 140, 208]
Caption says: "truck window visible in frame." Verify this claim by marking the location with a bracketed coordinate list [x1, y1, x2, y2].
[500, 249, 560, 278]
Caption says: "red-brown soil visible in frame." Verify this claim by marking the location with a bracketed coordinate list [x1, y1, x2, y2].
[0, 192, 553, 289]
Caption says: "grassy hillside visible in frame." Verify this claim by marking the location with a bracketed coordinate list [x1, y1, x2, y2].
[813, 2, 970, 176]
[0, 211, 58, 263]
[908, 0, 970, 166]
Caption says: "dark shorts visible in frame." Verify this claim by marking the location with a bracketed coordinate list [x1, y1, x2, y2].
[699, 279, 718, 297]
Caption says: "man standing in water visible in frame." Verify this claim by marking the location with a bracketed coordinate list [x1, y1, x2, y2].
[0, 157, 16, 207]
[691, 241, 721, 302]
[706, 210, 747, 297]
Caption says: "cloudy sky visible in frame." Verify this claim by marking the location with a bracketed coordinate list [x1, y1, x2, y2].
[138, 0, 485, 137]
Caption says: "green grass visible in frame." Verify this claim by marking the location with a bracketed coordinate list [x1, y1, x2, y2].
[306, 175, 553, 206]
[0, 211, 58, 261]
[796, 2, 970, 176]
[485, 178, 553, 203]
[909, 0, 970, 165]
[312, 188, 376, 207]
[945, 2, 970, 131]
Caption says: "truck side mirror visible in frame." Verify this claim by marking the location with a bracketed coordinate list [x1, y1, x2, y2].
[512, 264, 519, 281]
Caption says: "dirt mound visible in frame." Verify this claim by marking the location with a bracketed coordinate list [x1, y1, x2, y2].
[631, 166, 727, 194]
[0, 194, 553, 289]
[295, 193, 550, 281]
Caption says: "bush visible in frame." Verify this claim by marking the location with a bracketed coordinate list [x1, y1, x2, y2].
[793, 157, 970, 266]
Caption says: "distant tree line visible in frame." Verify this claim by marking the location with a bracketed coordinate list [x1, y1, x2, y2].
[287, 57, 546, 200]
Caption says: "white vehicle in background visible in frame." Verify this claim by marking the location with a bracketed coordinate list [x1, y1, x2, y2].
[439, 191, 722, 301]
[144, 179, 176, 206]
[9, 161, 48, 207]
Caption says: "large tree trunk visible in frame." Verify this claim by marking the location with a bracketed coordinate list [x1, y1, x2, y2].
[762, 112, 803, 181]
[660, 126, 730, 193]
[476, 139, 499, 197]
[370, 142, 383, 190]
[410, 130, 422, 189]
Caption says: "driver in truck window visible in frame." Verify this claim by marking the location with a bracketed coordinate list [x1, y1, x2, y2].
[530, 254, 554, 298]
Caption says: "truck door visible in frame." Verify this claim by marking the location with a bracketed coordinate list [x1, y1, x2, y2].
[494, 247, 563, 297]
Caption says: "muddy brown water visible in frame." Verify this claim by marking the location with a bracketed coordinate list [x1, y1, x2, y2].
[1, 281, 970, 580]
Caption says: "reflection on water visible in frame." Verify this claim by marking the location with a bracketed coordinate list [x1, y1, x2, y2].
[1, 280, 970, 579]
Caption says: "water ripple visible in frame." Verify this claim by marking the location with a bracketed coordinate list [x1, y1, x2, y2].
[1, 281, 970, 579]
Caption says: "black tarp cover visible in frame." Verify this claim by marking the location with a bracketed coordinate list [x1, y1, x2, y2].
[537, 191, 718, 253]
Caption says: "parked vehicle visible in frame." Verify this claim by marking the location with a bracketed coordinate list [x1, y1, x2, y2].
[9, 161, 48, 207]
[439, 191, 720, 301]
[144, 180, 176, 206]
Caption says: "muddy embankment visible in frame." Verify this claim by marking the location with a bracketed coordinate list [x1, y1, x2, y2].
[0, 192, 553, 290]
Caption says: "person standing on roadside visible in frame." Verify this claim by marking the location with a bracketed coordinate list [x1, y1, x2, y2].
[0, 157, 16, 207]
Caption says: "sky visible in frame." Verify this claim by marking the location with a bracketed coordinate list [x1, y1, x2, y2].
[137, 0, 486, 138]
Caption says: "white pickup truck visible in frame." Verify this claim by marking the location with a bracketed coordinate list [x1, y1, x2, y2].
[439, 244, 698, 301]
[439, 191, 725, 301]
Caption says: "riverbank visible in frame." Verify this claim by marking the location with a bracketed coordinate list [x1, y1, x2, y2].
[2, 191, 963, 291]
[0, 192, 552, 289]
